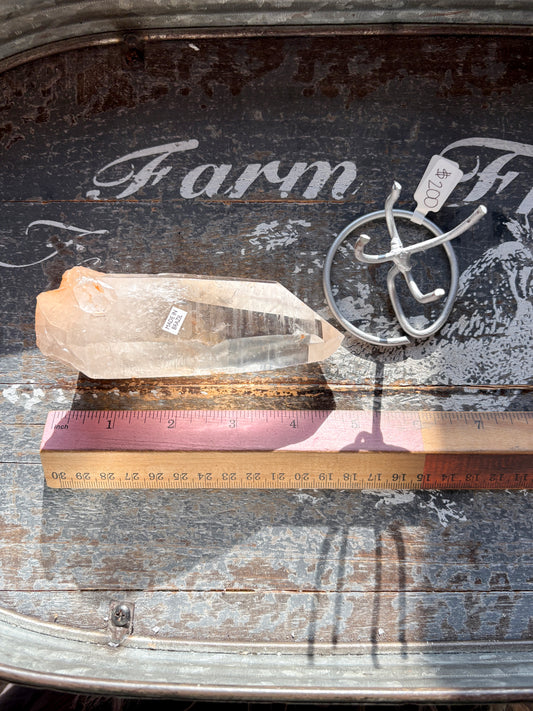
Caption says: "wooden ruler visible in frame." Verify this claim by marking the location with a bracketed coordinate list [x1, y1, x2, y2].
[40, 410, 532, 490]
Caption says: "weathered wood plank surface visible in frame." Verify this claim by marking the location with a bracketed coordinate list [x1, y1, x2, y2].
[2, 36, 532, 386]
[1, 589, 531, 645]
[0, 32, 531, 695]
[1, 463, 532, 594]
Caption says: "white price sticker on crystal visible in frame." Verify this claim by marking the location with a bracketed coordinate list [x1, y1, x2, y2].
[411, 155, 463, 224]
[162, 305, 188, 335]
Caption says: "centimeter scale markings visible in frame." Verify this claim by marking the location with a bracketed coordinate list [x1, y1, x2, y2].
[40, 410, 533, 490]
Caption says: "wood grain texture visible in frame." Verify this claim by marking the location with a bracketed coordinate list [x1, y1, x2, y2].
[0, 32, 532, 696]
[0, 589, 531, 645]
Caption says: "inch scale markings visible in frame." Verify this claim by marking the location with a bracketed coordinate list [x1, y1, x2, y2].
[40, 410, 533, 490]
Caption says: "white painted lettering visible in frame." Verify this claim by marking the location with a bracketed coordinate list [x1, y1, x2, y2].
[88, 140, 199, 199]
[180, 164, 232, 198]
[88, 140, 359, 201]
[226, 160, 357, 200]
[442, 137, 533, 215]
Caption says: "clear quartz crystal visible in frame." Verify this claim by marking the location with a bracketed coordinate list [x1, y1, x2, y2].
[35, 267, 343, 378]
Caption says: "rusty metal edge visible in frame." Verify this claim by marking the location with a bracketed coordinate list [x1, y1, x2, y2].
[0, 667, 531, 704]
[0, 605, 531, 700]
[1, 600, 532, 656]
[0, 23, 532, 76]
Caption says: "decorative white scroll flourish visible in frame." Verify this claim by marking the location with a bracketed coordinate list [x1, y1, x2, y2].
[0, 221, 108, 269]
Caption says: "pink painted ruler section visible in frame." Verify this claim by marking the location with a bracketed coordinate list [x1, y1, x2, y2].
[41, 410, 426, 453]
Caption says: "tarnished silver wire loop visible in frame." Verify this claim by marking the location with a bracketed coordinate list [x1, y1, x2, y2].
[323, 183, 487, 347]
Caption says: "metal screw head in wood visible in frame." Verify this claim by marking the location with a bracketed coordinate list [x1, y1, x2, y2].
[111, 603, 131, 628]
[323, 181, 487, 347]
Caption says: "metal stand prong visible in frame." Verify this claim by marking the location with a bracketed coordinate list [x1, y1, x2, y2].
[323, 182, 487, 346]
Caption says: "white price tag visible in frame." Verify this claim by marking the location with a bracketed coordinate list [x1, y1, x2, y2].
[162, 305, 187, 335]
[411, 155, 463, 224]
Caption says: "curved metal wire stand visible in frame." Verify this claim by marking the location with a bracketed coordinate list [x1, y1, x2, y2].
[323, 182, 486, 347]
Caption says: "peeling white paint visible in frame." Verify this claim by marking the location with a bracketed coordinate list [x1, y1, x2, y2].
[418, 492, 467, 528]
[2, 384, 71, 410]
[363, 490, 416, 507]
[2, 384, 20, 405]
[291, 492, 318, 504]
[246, 219, 311, 252]
[52, 388, 69, 404]
[2, 384, 45, 410]
[20, 387, 45, 411]
[506, 489, 530, 497]
[362, 489, 467, 528]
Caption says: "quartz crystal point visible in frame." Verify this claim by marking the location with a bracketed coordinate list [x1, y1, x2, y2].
[35, 267, 343, 378]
